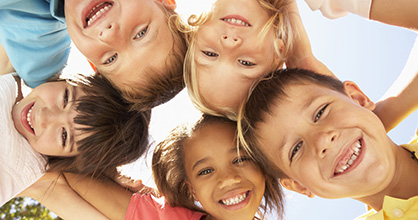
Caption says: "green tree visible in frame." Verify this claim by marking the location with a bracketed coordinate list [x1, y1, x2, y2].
[0, 197, 62, 220]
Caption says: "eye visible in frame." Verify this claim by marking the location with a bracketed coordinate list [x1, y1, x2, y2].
[63, 88, 69, 108]
[290, 141, 303, 162]
[202, 51, 219, 57]
[233, 156, 251, 164]
[238, 59, 255, 67]
[104, 53, 118, 65]
[134, 26, 148, 39]
[314, 104, 329, 122]
[62, 128, 68, 148]
[198, 168, 213, 176]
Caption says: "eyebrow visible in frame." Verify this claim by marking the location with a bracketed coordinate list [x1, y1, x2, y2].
[192, 158, 208, 171]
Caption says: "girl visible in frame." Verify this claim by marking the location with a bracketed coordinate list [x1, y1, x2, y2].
[181, 0, 333, 119]
[64, 115, 284, 220]
[1, 72, 150, 218]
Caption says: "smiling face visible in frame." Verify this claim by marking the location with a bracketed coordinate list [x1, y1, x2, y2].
[12, 81, 85, 157]
[64, 0, 174, 89]
[194, 0, 281, 111]
[256, 81, 397, 199]
[184, 122, 265, 220]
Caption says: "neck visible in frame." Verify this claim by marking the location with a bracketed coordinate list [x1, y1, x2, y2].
[356, 144, 418, 210]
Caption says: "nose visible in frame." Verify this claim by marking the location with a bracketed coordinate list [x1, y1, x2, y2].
[98, 22, 121, 46]
[312, 130, 337, 158]
[220, 34, 242, 48]
[217, 168, 242, 189]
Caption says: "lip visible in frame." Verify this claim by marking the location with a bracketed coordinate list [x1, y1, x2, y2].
[82, 0, 113, 28]
[218, 189, 251, 211]
[333, 138, 365, 177]
[220, 15, 252, 27]
[21, 102, 35, 135]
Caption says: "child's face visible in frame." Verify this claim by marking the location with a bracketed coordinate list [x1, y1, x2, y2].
[255, 82, 397, 199]
[64, 0, 174, 89]
[12, 81, 85, 157]
[184, 123, 265, 220]
[194, 0, 280, 110]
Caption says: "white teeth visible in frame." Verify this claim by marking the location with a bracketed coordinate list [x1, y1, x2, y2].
[222, 18, 250, 26]
[87, 3, 112, 26]
[335, 140, 362, 174]
[26, 106, 34, 130]
[221, 192, 247, 206]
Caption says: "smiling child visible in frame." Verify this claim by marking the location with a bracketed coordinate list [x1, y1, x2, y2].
[238, 68, 418, 219]
[64, 115, 283, 220]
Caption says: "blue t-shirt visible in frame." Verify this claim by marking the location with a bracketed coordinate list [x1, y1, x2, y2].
[0, 0, 70, 88]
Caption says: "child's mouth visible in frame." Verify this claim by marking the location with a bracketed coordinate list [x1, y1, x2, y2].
[21, 102, 35, 135]
[85, 2, 113, 28]
[334, 139, 362, 175]
[219, 190, 250, 206]
[220, 15, 251, 27]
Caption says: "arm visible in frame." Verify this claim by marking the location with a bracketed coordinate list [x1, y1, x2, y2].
[374, 36, 418, 132]
[64, 173, 133, 220]
[0, 43, 15, 75]
[18, 172, 108, 220]
[285, 0, 336, 78]
[370, 0, 418, 30]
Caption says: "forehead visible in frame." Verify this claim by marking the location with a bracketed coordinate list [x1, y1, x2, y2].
[254, 83, 344, 156]
[184, 123, 237, 161]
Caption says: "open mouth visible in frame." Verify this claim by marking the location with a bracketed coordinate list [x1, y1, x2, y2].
[85, 2, 113, 28]
[22, 102, 35, 134]
[334, 139, 362, 175]
[220, 15, 251, 27]
[219, 190, 250, 206]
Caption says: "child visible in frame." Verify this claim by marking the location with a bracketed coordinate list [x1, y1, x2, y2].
[0, 0, 186, 108]
[181, 0, 335, 119]
[0, 72, 151, 209]
[237, 68, 418, 219]
[64, 115, 284, 220]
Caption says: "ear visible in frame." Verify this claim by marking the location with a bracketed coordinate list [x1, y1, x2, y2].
[273, 38, 285, 58]
[280, 178, 315, 198]
[342, 81, 375, 111]
[155, 0, 176, 10]
[185, 180, 198, 201]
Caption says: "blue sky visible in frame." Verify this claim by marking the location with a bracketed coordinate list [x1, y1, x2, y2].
[80, 0, 418, 219]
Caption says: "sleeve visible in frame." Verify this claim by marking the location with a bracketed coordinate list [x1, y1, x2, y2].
[0, 74, 46, 206]
[125, 194, 205, 220]
[0, 0, 71, 88]
[304, 0, 372, 19]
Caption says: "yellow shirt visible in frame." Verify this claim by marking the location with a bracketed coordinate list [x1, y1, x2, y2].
[356, 135, 418, 220]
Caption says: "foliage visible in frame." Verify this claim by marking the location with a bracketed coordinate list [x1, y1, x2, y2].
[0, 197, 62, 220]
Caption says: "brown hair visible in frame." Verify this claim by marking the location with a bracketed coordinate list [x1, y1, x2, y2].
[237, 68, 346, 179]
[47, 75, 151, 179]
[152, 114, 285, 218]
[120, 3, 187, 111]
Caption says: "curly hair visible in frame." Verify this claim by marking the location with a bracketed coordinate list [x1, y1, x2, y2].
[152, 115, 285, 219]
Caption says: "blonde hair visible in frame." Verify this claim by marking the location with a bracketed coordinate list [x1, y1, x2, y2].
[180, 0, 293, 120]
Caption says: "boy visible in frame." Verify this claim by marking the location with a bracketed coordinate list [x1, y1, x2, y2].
[1, 72, 151, 218]
[0, 0, 186, 108]
[238, 67, 418, 219]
